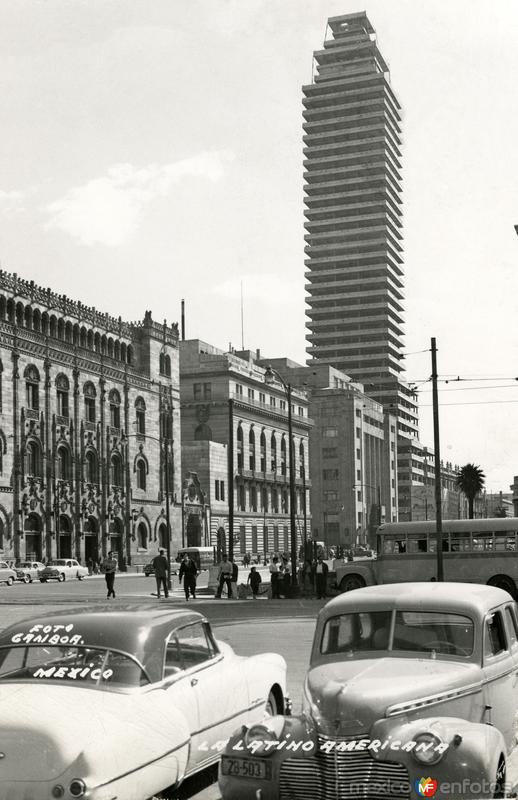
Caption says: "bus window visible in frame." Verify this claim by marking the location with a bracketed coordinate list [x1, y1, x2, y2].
[407, 537, 427, 554]
[450, 533, 471, 552]
[382, 536, 394, 554]
[396, 539, 406, 554]
[473, 534, 493, 552]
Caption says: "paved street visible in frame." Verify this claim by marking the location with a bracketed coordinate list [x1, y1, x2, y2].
[3, 576, 518, 800]
[0, 572, 321, 800]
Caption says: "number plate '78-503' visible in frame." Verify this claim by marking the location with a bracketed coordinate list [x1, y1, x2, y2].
[221, 755, 272, 780]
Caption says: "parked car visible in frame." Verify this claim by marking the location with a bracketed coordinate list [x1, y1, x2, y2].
[0, 606, 287, 799]
[39, 558, 88, 582]
[15, 561, 46, 583]
[0, 561, 17, 586]
[220, 582, 517, 800]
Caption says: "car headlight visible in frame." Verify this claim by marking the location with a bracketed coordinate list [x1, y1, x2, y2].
[412, 732, 446, 765]
[69, 779, 87, 797]
[244, 718, 285, 757]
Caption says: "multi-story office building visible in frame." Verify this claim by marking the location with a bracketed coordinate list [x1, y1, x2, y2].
[259, 359, 397, 549]
[397, 440, 468, 521]
[180, 341, 312, 558]
[303, 11, 419, 518]
[0, 270, 181, 568]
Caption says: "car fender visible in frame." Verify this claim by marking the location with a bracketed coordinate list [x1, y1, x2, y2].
[370, 715, 505, 793]
[241, 652, 288, 712]
[335, 562, 376, 588]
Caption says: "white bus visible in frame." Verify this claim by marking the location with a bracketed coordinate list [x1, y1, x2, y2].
[334, 518, 518, 598]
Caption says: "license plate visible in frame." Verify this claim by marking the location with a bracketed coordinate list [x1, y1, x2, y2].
[221, 755, 272, 780]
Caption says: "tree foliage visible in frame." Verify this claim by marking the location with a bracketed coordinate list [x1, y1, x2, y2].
[456, 463, 486, 519]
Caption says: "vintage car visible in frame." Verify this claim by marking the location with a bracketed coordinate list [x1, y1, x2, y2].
[39, 558, 88, 582]
[15, 560, 46, 583]
[220, 582, 518, 800]
[0, 560, 17, 586]
[0, 606, 287, 799]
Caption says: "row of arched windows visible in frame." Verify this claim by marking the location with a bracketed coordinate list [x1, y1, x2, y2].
[24, 439, 147, 491]
[0, 296, 134, 364]
[236, 426, 306, 475]
[23, 366, 146, 431]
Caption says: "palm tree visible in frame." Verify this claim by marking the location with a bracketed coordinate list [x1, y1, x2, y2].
[456, 463, 486, 519]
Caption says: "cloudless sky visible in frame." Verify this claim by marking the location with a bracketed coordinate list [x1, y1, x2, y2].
[1, 0, 517, 491]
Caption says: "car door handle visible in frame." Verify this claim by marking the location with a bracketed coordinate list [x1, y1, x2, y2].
[191, 678, 198, 686]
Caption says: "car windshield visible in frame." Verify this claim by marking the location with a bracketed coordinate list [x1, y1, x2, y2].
[321, 610, 474, 657]
[0, 645, 149, 689]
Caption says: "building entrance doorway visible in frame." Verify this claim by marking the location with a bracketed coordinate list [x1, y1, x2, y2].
[186, 514, 201, 547]
[58, 516, 72, 558]
[24, 514, 42, 560]
[110, 518, 123, 568]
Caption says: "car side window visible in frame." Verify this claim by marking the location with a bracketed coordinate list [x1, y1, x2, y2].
[164, 637, 183, 677]
[484, 611, 508, 659]
[176, 622, 212, 669]
[505, 606, 518, 647]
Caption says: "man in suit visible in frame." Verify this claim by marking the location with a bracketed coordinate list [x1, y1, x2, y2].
[152, 548, 169, 599]
[314, 556, 329, 600]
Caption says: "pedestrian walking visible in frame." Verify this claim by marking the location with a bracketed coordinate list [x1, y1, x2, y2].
[152, 548, 169, 599]
[178, 553, 198, 600]
[102, 551, 118, 599]
[247, 565, 262, 599]
[215, 554, 233, 599]
[314, 555, 329, 600]
[269, 556, 281, 599]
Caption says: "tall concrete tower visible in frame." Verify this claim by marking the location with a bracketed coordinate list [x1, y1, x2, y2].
[303, 12, 418, 441]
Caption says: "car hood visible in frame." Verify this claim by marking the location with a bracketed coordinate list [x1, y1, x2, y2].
[306, 657, 481, 736]
[0, 682, 181, 782]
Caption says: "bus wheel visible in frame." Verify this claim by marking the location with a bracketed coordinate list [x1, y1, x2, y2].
[340, 574, 366, 593]
[487, 575, 517, 600]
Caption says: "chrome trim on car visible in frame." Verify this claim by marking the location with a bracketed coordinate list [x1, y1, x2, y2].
[386, 681, 482, 717]
[193, 698, 266, 736]
[96, 738, 190, 788]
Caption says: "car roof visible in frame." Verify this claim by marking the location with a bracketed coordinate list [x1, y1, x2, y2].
[322, 582, 512, 621]
[0, 606, 208, 683]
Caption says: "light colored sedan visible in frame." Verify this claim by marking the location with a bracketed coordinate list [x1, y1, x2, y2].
[15, 561, 46, 583]
[0, 607, 287, 799]
[0, 560, 17, 586]
[220, 582, 518, 800]
[39, 558, 88, 582]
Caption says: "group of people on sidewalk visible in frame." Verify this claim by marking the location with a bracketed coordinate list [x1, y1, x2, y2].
[270, 554, 329, 599]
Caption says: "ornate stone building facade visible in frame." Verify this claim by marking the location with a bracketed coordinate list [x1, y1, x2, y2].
[0, 270, 181, 568]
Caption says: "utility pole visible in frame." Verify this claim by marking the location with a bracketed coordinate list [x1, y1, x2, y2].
[431, 337, 444, 581]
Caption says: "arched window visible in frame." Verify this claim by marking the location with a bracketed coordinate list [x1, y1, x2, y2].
[137, 522, 148, 549]
[260, 430, 266, 472]
[280, 436, 287, 476]
[83, 381, 96, 422]
[271, 433, 277, 472]
[24, 365, 40, 411]
[159, 353, 165, 375]
[249, 428, 256, 471]
[237, 426, 244, 469]
[0, 518, 4, 549]
[109, 389, 121, 429]
[25, 440, 42, 477]
[135, 396, 146, 435]
[299, 440, 305, 478]
[164, 355, 171, 377]
[282, 489, 289, 514]
[56, 374, 70, 418]
[111, 453, 122, 487]
[85, 450, 98, 483]
[136, 458, 146, 490]
[57, 318, 65, 341]
[33, 309, 41, 332]
[194, 423, 212, 441]
[56, 445, 70, 480]
[158, 523, 168, 549]
[65, 321, 73, 343]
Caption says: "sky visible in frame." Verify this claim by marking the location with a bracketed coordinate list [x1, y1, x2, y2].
[0, 0, 518, 492]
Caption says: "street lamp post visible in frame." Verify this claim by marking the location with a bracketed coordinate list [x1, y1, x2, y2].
[264, 366, 298, 593]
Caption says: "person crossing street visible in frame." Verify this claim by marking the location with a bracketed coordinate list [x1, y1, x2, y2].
[102, 551, 118, 599]
[178, 553, 198, 600]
